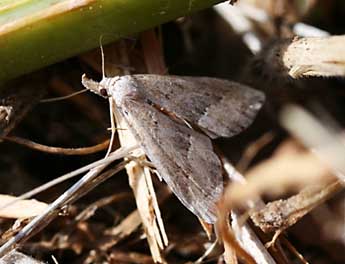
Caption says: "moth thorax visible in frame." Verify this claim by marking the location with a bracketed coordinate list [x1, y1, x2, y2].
[110, 76, 141, 106]
[99, 77, 118, 95]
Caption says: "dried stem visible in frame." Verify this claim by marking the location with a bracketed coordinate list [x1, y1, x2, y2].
[1, 136, 109, 155]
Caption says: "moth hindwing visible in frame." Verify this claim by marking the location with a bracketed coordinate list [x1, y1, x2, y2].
[82, 74, 265, 223]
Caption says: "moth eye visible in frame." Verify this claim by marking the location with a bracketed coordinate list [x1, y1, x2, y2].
[100, 88, 108, 97]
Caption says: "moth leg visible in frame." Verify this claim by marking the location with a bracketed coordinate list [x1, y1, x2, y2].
[106, 98, 117, 156]
[265, 229, 283, 249]
[125, 155, 155, 169]
[137, 160, 155, 169]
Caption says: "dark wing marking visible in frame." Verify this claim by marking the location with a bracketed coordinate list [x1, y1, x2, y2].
[127, 75, 265, 139]
[119, 97, 223, 223]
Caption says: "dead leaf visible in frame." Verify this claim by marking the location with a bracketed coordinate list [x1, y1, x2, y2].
[0, 194, 48, 219]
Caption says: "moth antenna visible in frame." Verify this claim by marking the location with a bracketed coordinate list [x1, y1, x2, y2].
[40, 89, 88, 103]
[99, 35, 106, 79]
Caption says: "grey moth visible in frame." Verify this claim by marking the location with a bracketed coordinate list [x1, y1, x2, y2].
[82, 74, 265, 223]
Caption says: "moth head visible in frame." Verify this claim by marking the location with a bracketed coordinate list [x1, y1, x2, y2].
[81, 74, 109, 98]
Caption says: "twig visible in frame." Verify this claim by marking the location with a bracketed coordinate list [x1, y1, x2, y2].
[251, 180, 343, 234]
[253, 36, 345, 80]
[1, 136, 109, 155]
[282, 35, 345, 78]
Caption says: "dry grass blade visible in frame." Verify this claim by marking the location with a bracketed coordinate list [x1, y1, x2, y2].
[0, 146, 137, 213]
[223, 236, 238, 264]
[221, 158, 276, 264]
[0, 146, 135, 258]
[112, 35, 168, 263]
[114, 101, 168, 263]
[281, 105, 345, 182]
[110, 127, 168, 262]
[217, 205, 256, 264]
[224, 140, 335, 210]
[0, 195, 47, 219]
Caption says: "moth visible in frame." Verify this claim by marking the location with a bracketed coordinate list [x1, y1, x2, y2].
[82, 74, 265, 223]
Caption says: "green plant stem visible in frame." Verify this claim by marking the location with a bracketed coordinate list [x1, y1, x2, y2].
[0, 0, 223, 84]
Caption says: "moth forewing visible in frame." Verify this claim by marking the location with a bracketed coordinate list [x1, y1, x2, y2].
[82, 74, 265, 223]
[114, 75, 265, 138]
[119, 98, 223, 222]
